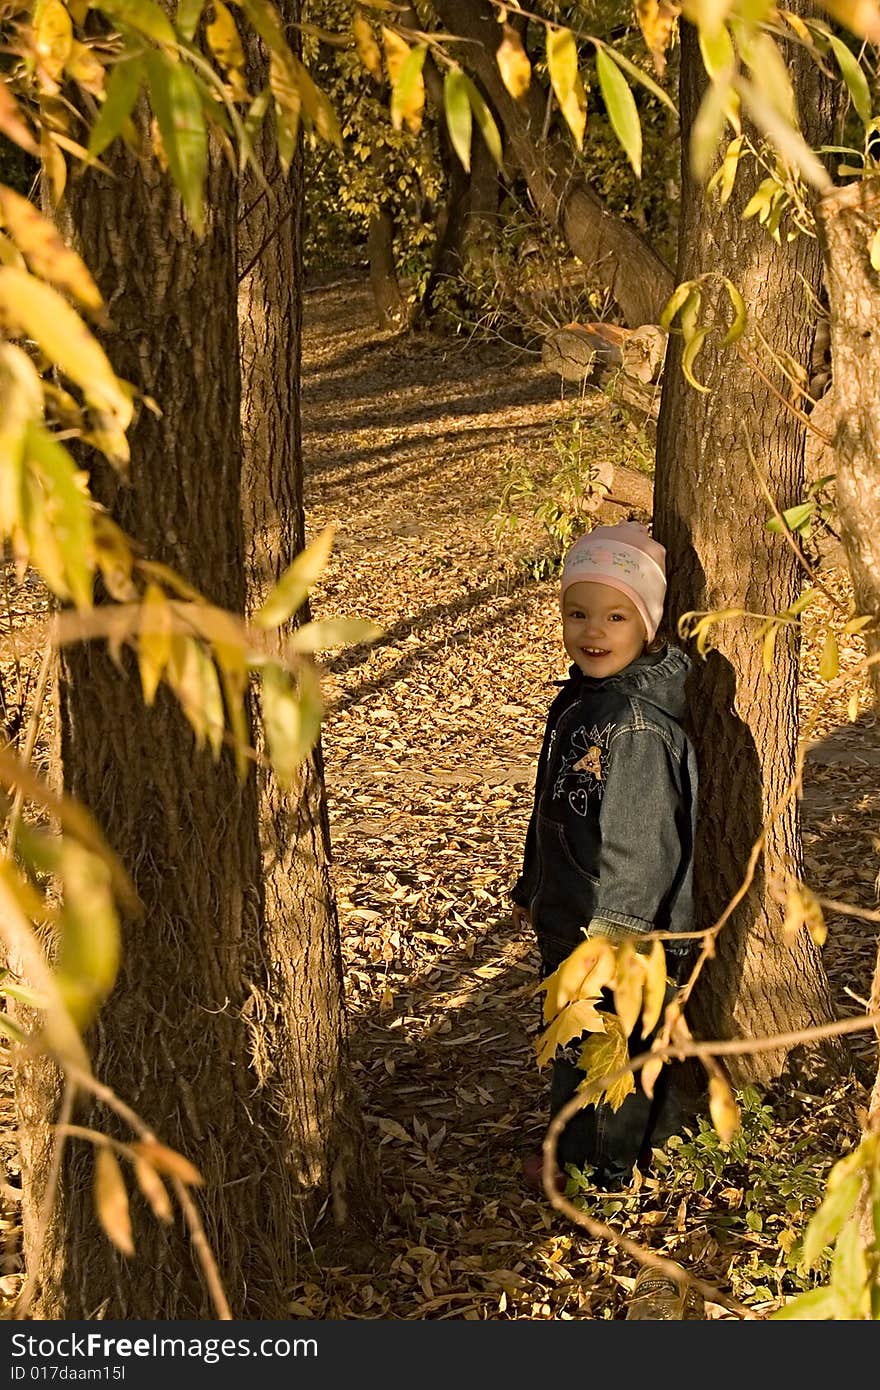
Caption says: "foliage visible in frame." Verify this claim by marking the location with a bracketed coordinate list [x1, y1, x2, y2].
[493, 400, 653, 580]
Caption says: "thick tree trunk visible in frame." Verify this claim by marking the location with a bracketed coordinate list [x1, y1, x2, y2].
[654, 21, 842, 1085]
[815, 178, 880, 708]
[367, 207, 407, 330]
[421, 131, 499, 323]
[429, 0, 674, 325]
[237, 6, 371, 1219]
[15, 122, 302, 1318]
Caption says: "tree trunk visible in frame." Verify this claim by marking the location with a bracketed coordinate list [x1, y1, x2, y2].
[15, 112, 305, 1319]
[429, 0, 674, 325]
[654, 20, 842, 1085]
[814, 177, 880, 708]
[421, 129, 499, 324]
[237, 4, 371, 1220]
[367, 207, 407, 330]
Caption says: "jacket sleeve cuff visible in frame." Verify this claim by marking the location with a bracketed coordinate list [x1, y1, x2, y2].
[511, 879, 530, 907]
[585, 911, 652, 945]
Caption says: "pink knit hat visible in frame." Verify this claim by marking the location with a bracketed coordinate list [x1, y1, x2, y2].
[560, 522, 667, 641]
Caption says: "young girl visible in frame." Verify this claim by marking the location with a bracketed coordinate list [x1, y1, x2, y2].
[511, 522, 697, 1190]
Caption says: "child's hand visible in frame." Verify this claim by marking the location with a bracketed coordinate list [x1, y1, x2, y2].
[511, 904, 532, 933]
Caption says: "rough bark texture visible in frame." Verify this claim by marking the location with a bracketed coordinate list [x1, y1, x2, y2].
[421, 131, 499, 323]
[238, 7, 372, 1220]
[16, 118, 302, 1316]
[815, 178, 880, 708]
[654, 21, 842, 1085]
[429, 0, 674, 325]
[367, 207, 407, 330]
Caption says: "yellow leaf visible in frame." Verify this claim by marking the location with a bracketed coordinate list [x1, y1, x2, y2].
[23, 423, 94, 608]
[94, 1147, 134, 1257]
[847, 692, 859, 722]
[352, 12, 382, 81]
[559, 72, 588, 149]
[535, 997, 604, 1069]
[41, 131, 67, 206]
[640, 940, 668, 1037]
[871, 226, 880, 272]
[0, 343, 42, 535]
[206, 0, 248, 102]
[65, 40, 106, 97]
[254, 524, 335, 628]
[132, 1156, 173, 1224]
[138, 582, 172, 705]
[613, 941, 644, 1037]
[36, 0, 74, 83]
[382, 26, 409, 85]
[496, 24, 531, 99]
[0, 185, 102, 313]
[547, 26, 578, 105]
[261, 659, 323, 787]
[682, 325, 711, 392]
[0, 83, 40, 157]
[389, 41, 426, 135]
[708, 1073, 740, 1143]
[0, 267, 132, 451]
[818, 629, 839, 681]
[635, 0, 679, 75]
[544, 936, 616, 1019]
[577, 1014, 634, 1111]
[129, 1139, 203, 1186]
[55, 841, 120, 1027]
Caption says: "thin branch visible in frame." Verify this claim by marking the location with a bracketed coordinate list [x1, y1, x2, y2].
[736, 342, 834, 445]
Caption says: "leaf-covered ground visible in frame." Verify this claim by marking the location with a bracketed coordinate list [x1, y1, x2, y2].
[292, 275, 879, 1321]
[1, 276, 877, 1321]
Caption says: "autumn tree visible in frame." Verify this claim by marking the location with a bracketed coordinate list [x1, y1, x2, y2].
[7, 0, 370, 1319]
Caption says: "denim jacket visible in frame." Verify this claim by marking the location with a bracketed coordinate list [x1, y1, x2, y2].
[513, 645, 697, 973]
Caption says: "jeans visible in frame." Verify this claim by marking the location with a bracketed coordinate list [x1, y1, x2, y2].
[539, 934, 691, 1184]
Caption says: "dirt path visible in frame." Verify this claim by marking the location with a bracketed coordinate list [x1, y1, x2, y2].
[299, 277, 879, 1319]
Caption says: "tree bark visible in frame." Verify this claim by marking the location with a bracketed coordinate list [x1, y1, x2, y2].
[15, 100, 314, 1319]
[367, 207, 407, 329]
[428, 0, 675, 325]
[237, 3, 372, 1221]
[815, 177, 880, 708]
[654, 20, 843, 1085]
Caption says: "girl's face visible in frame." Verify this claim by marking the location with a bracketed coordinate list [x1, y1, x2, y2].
[562, 581, 647, 678]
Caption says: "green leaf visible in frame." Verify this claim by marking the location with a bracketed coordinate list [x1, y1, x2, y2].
[766, 500, 815, 535]
[463, 76, 503, 169]
[827, 35, 872, 125]
[97, 0, 178, 47]
[24, 423, 94, 608]
[772, 1285, 838, 1320]
[595, 46, 642, 177]
[547, 26, 578, 105]
[871, 226, 880, 272]
[288, 617, 383, 653]
[0, 1012, 28, 1045]
[829, 1217, 869, 1318]
[443, 68, 472, 172]
[292, 55, 341, 147]
[690, 77, 730, 182]
[144, 50, 207, 236]
[595, 42, 676, 115]
[254, 524, 335, 628]
[802, 1170, 862, 1268]
[261, 660, 323, 788]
